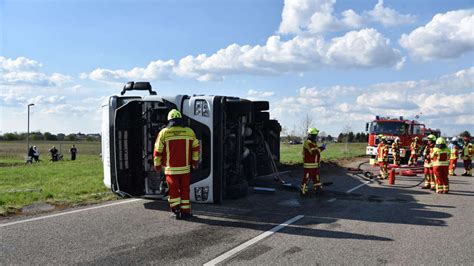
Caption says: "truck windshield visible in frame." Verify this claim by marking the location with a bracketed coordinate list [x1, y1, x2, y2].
[369, 122, 406, 134]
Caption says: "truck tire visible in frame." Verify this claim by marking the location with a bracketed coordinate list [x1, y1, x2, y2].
[252, 101, 269, 111]
[224, 180, 249, 199]
[255, 112, 270, 122]
[226, 100, 252, 114]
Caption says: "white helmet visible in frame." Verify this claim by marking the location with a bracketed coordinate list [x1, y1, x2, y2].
[451, 137, 458, 142]
[394, 137, 400, 143]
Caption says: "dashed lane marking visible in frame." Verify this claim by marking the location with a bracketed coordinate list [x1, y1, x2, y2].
[327, 198, 337, 202]
[0, 198, 143, 228]
[204, 215, 305, 266]
[346, 181, 371, 194]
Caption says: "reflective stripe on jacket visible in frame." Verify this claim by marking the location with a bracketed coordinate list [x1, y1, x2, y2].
[303, 139, 324, 168]
[431, 147, 450, 167]
[154, 126, 200, 175]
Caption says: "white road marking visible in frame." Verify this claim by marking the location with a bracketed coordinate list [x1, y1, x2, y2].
[0, 198, 143, 228]
[346, 181, 371, 194]
[204, 215, 305, 266]
[327, 198, 337, 202]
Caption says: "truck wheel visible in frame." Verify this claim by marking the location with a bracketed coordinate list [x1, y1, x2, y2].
[224, 180, 249, 199]
[252, 101, 269, 111]
[226, 100, 252, 114]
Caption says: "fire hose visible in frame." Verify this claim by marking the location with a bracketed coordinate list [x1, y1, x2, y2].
[347, 159, 426, 188]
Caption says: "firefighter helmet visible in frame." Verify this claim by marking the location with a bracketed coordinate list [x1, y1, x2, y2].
[395, 137, 400, 143]
[451, 137, 458, 143]
[167, 109, 182, 120]
[414, 136, 419, 140]
[308, 127, 319, 135]
[427, 134, 436, 141]
[436, 137, 446, 145]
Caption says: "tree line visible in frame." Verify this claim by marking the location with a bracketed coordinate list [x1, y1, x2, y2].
[0, 132, 101, 141]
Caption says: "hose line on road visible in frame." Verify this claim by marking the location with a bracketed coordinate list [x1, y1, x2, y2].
[348, 160, 425, 189]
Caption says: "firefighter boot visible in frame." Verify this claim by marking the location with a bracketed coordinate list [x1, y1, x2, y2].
[300, 184, 308, 196]
[170, 207, 182, 220]
[313, 184, 322, 194]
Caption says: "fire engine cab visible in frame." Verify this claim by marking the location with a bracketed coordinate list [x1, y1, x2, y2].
[365, 116, 427, 164]
[101, 82, 281, 204]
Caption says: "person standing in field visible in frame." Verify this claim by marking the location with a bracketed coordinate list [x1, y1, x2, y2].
[461, 132, 473, 176]
[448, 137, 459, 176]
[431, 137, 450, 194]
[392, 137, 401, 166]
[70, 145, 77, 161]
[408, 137, 420, 166]
[33, 146, 40, 162]
[421, 135, 436, 190]
[377, 137, 389, 179]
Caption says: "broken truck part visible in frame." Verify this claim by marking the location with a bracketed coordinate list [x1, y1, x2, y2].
[101, 81, 281, 203]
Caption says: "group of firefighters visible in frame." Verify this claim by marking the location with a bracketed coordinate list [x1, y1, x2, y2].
[376, 132, 473, 194]
[153, 109, 473, 218]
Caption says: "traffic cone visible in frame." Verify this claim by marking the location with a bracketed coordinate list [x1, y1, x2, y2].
[389, 169, 395, 185]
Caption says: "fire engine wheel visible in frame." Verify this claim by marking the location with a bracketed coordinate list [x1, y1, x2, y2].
[224, 180, 249, 199]
[226, 101, 252, 114]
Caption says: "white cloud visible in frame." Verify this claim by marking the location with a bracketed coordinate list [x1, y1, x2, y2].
[278, 0, 415, 34]
[326, 28, 403, 68]
[367, 0, 416, 26]
[247, 89, 275, 98]
[0, 56, 71, 87]
[83, 60, 175, 83]
[87, 28, 403, 83]
[400, 9, 474, 60]
[272, 66, 474, 136]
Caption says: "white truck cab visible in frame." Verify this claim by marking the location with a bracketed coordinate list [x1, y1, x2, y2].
[101, 82, 281, 203]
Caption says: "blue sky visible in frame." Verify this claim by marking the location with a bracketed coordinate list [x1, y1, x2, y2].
[1, 0, 473, 136]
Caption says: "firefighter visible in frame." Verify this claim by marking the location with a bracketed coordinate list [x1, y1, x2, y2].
[377, 136, 389, 179]
[300, 127, 326, 196]
[461, 132, 473, 176]
[431, 137, 450, 194]
[448, 137, 459, 176]
[154, 109, 200, 220]
[408, 137, 420, 166]
[392, 137, 401, 166]
[421, 134, 436, 189]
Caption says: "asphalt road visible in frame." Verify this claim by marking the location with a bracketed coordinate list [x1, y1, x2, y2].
[1, 159, 473, 265]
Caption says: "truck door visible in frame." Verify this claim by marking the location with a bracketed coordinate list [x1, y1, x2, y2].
[113, 100, 169, 196]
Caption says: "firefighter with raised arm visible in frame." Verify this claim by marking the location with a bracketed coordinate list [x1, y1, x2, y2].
[392, 137, 401, 166]
[154, 109, 200, 220]
[461, 131, 473, 176]
[448, 137, 460, 176]
[377, 136, 389, 179]
[408, 136, 420, 166]
[421, 134, 436, 189]
[431, 137, 450, 194]
[300, 127, 326, 196]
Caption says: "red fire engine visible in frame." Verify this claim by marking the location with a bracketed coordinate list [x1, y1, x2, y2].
[365, 116, 437, 164]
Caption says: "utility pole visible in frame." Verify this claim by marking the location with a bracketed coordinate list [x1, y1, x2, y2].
[27, 103, 35, 159]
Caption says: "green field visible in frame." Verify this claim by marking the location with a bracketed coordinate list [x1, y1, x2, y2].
[280, 142, 366, 164]
[0, 140, 366, 216]
[0, 141, 116, 216]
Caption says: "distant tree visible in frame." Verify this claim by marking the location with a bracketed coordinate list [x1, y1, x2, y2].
[348, 132, 355, 143]
[66, 134, 77, 141]
[3, 133, 19, 140]
[337, 133, 344, 143]
[57, 133, 65, 141]
[300, 113, 314, 137]
[326, 134, 333, 142]
[44, 132, 58, 141]
[30, 131, 44, 141]
[86, 136, 95, 141]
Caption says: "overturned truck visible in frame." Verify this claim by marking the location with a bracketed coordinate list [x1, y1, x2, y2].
[101, 82, 281, 203]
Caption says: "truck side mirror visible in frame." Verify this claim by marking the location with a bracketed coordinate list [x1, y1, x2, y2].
[365, 123, 369, 132]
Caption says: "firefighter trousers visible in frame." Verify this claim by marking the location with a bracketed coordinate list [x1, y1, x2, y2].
[423, 167, 434, 189]
[463, 159, 472, 175]
[448, 159, 457, 175]
[166, 173, 191, 214]
[301, 168, 321, 194]
[409, 154, 418, 165]
[379, 161, 388, 179]
[433, 166, 449, 193]
[393, 153, 400, 166]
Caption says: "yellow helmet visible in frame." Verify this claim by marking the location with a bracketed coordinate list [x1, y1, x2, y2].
[167, 109, 182, 120]
[427, 134, 436, 141]
[308, 127, 319, 135]
[436, 137, 446, 145]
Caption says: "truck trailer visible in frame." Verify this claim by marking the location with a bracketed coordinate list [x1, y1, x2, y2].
[101, 82, 281, 203]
